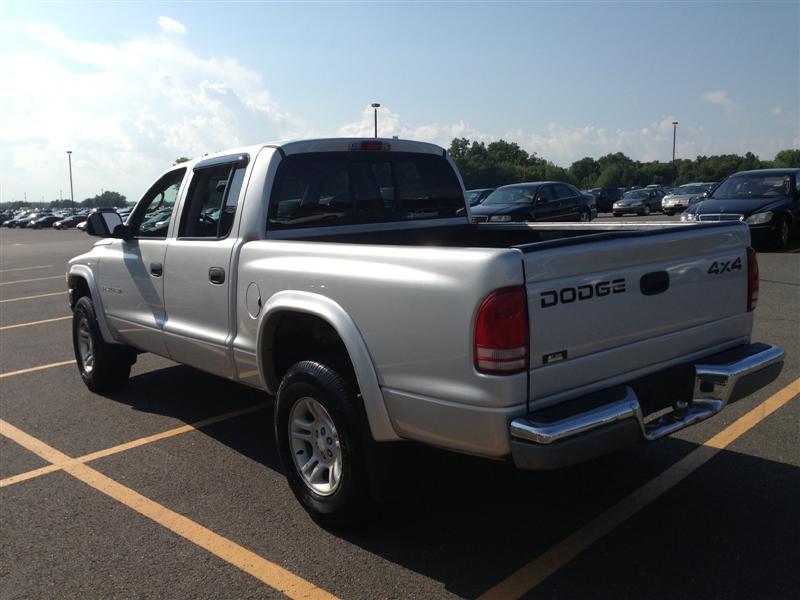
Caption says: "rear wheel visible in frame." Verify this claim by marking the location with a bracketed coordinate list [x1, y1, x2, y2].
[665, 210, 674, 216]
[275, 361, 374, 527]
[613, 212, 623, 217]
[72, 296, 135, 392]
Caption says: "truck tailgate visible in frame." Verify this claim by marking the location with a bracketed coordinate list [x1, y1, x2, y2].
[520, 223, 754, 407]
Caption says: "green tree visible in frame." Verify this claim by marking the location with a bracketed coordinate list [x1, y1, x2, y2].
[80, 191, 127, 208]
[772, 149, 800, 168]
[173, 157, 191, 165]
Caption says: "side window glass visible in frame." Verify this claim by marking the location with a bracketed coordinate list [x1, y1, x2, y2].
[537, 186, 555, 202]
[180, 164, 246, 239]
[553, 184, 573, 200]
[135, 170, 185, 238]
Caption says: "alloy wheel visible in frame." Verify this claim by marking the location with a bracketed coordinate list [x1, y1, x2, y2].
[289, 397, 343, 496]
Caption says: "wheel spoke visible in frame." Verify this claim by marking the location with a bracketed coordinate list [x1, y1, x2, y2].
[288, 396, 344, 496]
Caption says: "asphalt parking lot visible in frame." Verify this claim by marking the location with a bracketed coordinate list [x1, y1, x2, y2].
[1, 222, 798, 599]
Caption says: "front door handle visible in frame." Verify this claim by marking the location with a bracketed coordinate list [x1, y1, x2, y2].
[208, 267, 225, 285]
[150, 262, 163, 277]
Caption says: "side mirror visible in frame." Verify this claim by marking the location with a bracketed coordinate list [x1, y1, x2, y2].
[85, 208, 125, 238]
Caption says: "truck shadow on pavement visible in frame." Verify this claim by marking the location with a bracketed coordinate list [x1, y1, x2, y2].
[104, 364, 799, 600]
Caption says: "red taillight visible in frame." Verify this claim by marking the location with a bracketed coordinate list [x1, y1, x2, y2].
[474, 287, 528, 374]
[747, 246, 759, 312]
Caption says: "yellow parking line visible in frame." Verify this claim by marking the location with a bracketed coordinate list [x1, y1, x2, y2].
[0, 360, 75, 379]
[0, 316, 71, 331]
[478, 377, 800, 600]
[0, 418, 337, 599]
[0, 264, 53, 273]
[0, 275, 64, 286]
[0, 291, 65, 303]
[0, 403, 269, 488]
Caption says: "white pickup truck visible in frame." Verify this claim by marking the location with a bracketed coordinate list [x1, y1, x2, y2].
[69, 138, 784, 525]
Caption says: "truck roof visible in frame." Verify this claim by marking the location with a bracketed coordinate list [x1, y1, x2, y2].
[184, 137, 446, 170]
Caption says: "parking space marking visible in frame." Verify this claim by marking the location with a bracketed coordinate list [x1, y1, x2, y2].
[0, 418, 338, 599]
[0, 265, 54, 273]
[0, 275, 64, 286]
[0, 316, 71, 331]
[0, 291, 65, 303]
[0, 403, 269, 488]
[478, 377, 800, 600]
[0, 359, 75, 379]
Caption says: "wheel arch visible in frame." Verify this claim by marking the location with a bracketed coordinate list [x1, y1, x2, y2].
[256, 290, 400, 442]
[67, 265, 118, 344]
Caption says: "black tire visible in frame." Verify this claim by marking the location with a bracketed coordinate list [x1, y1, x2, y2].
[665, 210, 674, 216]
[640, 204, 651, 216]
[72, 296, 135, 392]
[275, 361, 374, 527]
[613, 213, 623, 217]
[578, 209, 591, 223]
[773, 217, 790, 250]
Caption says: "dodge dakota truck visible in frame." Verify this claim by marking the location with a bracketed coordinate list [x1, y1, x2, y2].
[69, 138, 784, 525]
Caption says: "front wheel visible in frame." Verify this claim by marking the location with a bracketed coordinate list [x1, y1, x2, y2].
[275, 361, 374, 527]
[578, 209, 591, 222]
[72, 296, 135, 392]
[640, 204, 651, 216]
[773, 217, 791, 250]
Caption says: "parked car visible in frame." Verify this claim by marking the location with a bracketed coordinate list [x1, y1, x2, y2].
[68, 138, 783, 525]
[29, 214, 60, 229]
[681, 168, 800, 249]
[471, 181, 594, 223]
[613, 188, 663, 216]
[54, 215, 85, 230]
[76, 220, 88, 231]
[585, 187, 624, 212]
[661, 183, 716, 215]
[465, 188, 495, 206]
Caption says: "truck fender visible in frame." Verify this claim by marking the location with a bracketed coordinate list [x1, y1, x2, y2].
[67, 265, 118, 345]
[256, 290, 401, 442]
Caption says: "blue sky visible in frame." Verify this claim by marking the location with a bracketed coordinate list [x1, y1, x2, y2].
[1, 1, 798, 203]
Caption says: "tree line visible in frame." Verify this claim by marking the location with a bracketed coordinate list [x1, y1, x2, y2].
[448, 138, 800, 190]
[2, 190, 128, 211]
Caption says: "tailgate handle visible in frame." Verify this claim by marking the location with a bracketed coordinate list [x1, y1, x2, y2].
[640, 271, 669, 296]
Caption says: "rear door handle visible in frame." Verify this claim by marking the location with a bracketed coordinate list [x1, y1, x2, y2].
[208, 267, 225, 285]
[150, 262, 163, 277]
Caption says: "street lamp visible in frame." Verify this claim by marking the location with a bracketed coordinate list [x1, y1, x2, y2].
[66, 150, 75, 211]
[671, 121, 678, 186]
[371, 103, 380, 138]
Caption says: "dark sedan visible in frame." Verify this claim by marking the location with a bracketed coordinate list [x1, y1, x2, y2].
[612, 188, 663, 216]
[53, 215, 85, 229]
[465, 188, 495, 206]
[681, 168, 800, 249]
[29, 215, 60, 229]
[470, 182, 594, 223]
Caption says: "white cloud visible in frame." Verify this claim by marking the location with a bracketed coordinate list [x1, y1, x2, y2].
[770, 105, 783, 116]
[157, 16, 186, 36]
[336, 105, 493, 147]
[702, 89, 736, 113]
[1, 20, 302, 203]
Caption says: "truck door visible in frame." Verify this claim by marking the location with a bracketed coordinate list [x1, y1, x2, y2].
[162, 155, 248, 378]
[99, 168, 186, 355]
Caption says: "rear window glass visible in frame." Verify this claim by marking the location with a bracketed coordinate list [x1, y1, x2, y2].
[268, 152, 463, 229]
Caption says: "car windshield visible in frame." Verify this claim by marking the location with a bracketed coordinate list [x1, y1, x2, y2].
[622, 190, 648, 199]
[711, 173, 792, 199]
[673, 185, 705, 195]
[482, 186, 537, 205]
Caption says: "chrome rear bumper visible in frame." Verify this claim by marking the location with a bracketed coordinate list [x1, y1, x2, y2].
[510, 343, 784, 469]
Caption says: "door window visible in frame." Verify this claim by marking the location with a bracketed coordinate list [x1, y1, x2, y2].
[553, 184, 575, 200]
[133, 169, 186, 238]
[536, 186, 556, 202]
[180, 163, 246, 239]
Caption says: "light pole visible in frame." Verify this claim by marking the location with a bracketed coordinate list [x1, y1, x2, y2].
[371, 103, 380, 138]
[671, 121, 678, 186]
[66, 150, 75, 211]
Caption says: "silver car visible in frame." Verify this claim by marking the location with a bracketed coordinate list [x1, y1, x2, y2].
[661, 182, 716, 215]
